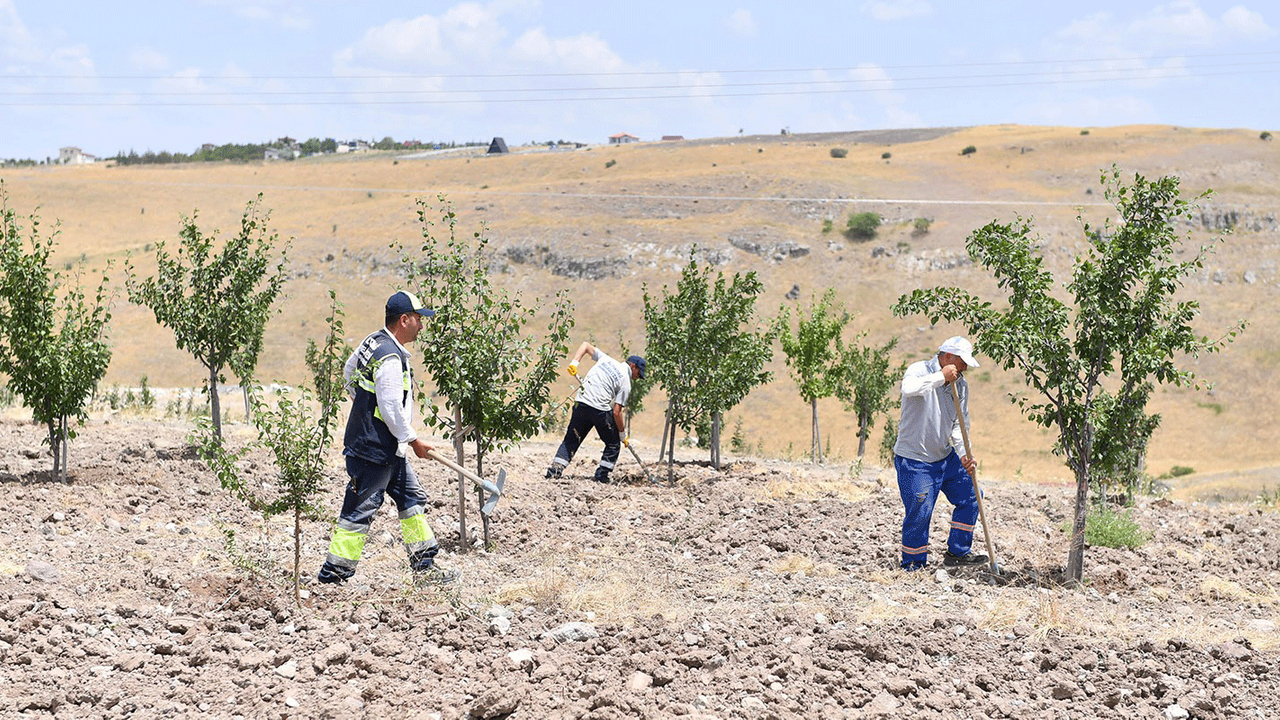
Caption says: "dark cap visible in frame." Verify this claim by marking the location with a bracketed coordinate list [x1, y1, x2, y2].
[386, 290, 435, 317]
[627, 355, 646, 379]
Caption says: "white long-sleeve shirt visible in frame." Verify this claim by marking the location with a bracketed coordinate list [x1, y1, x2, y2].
[893, 357, 969, 463]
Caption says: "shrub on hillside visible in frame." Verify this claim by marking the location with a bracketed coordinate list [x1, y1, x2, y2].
[960, 145, 977, 156]
[881, 152, 892, 160]
[912, 217, 932, 236]
[830, 148, 848, 159]
[845, 211, 881, 240]
[1262, 131, 1273, 141]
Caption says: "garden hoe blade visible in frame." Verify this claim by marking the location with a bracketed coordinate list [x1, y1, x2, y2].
[480, 468, 506, 517]
[426, 449, 504, 515]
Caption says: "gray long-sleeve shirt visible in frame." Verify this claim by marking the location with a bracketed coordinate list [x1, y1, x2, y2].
[893, 357, 969, 463]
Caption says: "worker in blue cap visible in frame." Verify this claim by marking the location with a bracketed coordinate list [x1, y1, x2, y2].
[546, 341, 646, 484]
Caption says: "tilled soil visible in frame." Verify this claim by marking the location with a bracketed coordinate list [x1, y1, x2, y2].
[1, 417, 1277, 719]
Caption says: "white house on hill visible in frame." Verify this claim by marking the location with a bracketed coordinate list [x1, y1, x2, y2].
[59, 147, 97, 165]
[609, 133, 639, 144]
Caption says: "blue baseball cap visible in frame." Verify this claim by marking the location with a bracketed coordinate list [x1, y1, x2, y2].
[627, 355, 646, 379]
[386, 290, 435, 317]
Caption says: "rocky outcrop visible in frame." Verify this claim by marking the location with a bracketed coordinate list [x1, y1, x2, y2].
[503, 244, 630, 280]
[1192, 207, 1278, 233]
[728, 232, 811, 263]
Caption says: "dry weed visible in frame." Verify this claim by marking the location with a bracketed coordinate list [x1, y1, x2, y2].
[493, 549, 690, 623]
[758, 477, 873, 503]
[770, 553, 839, 577]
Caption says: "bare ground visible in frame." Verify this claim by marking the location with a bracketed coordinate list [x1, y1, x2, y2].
[1, 417, 1277, 719]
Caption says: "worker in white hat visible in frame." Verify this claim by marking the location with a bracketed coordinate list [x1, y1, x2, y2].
[892, 336, 988, 571]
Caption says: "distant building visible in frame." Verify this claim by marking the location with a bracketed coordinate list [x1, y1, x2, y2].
[335, 140, 370, 154]
[661, 135, 684, 141]
[609, 133, 639, 144]
[264, 147, 301, 161]
[487, 137, 509, 154]
[58, 147, 97, 165]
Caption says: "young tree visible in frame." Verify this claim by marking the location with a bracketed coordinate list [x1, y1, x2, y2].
[128, 195, 288, 440]
[894, 168, 1244, 583]
[644, 252, 772, 475]
[775, 289, 851, 463]
[0, 187, 113, 482]
[195, 291, 349, 605]
[838, 337, 902, 460]
[403, 196, 573, 479]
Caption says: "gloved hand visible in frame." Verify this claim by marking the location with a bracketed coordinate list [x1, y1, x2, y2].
[567, 360, 579, 376]
[623, 436, 631, 447]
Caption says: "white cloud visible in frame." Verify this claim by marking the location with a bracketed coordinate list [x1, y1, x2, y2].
[860, 1, 932, 22]
[1056, 1, 1277, 53]
[197, 0, 313, 31]
[726, 9, 757, 39]
[0, 0, 45, 65]
[510, 29, 625, 73]
[128, 47, 170, 72]
[338, 3, 527, 70]
[1221, 5, 1278, 40]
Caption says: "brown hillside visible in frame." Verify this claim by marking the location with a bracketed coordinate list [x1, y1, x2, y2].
[2, 124, 1277, 493]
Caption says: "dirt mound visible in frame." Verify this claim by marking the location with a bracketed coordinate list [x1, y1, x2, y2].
[1, 417, 1276, 718]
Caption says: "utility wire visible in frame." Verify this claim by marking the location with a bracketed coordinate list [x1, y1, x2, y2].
[6, 60, 1278, 98]
[1, 67, 1274, 107]
[3, 49, 1277, 80]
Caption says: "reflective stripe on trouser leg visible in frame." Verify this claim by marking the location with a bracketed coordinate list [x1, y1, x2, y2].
[319, 455, 394, 579]
[399, 505, 439, 569]
[322, 519, 369, 575]
[940, 451, 980, 557]
[896, 454, 942, 567]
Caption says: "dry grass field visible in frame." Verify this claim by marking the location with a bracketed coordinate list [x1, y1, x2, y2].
[2, 124, 1277, 495]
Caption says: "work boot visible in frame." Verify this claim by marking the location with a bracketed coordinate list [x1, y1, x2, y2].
[545, 465, 563, 479]
[317, 566, 351, 584]
[591, 470, 611, 484]
[943, 551, 988, 567]
[413, 564, 459, 586]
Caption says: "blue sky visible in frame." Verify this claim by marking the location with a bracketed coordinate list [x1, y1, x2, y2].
[2, 0, 1277, 160]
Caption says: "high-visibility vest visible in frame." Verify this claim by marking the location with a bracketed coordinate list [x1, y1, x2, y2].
[343, 329, 411, 465]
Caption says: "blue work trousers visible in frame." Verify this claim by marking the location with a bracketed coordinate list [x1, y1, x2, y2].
[895, 451, 979, 568]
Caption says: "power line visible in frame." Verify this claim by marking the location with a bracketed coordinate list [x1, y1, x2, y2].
[1, 67, 1274, 107]
[6, 60, 1278, 98]
[2, 50, 1277, 81]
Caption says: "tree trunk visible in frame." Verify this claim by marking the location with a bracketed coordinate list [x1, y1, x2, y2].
[671, 423, 678, 483]
[60, 418, 68, 483]
[1067, 471, 1089, 583]
[209, 364, 223, 440]
[292, 506, 302, 607]
[454, 405, 468, 554]
[243, 385, 252, 421]
[856, 415, 868, 459]
[711, 412, 721, 470]
[476, 440, 491, 551]
[811, 398, 822, 464]
[659, 408, 670, 469]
